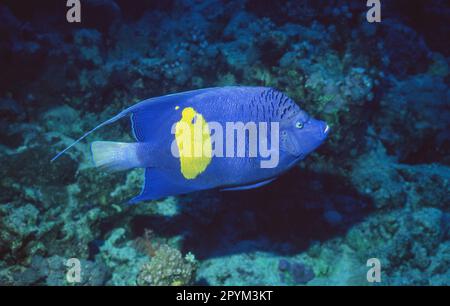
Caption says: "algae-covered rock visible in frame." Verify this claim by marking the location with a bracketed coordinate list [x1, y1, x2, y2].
[76, 167, 143, 206]
[137, 244, 198, 286]
[14, 255, 109, 285]
[0, 139, 78, 188]
[375, 74, 450, 165]
[97, 228, 148, 285]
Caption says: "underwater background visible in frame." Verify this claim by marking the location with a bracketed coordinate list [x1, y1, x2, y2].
[0, 0, 449, 286]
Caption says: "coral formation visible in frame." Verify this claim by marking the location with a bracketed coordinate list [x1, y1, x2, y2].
[137, 245, 198, 286]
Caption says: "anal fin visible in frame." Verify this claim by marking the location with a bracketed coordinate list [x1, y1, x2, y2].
[129, 168, 196, 204]
[221, 177, 277, 191]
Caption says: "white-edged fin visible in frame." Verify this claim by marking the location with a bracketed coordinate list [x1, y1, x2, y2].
[50, 110, 129, 162]
[91, 141, 141, 172]
[50, 86, 228, 162]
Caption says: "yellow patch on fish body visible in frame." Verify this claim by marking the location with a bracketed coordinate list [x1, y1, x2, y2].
[175, 107, 212, 179]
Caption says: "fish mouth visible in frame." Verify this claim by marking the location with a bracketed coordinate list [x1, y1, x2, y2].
[324, 124, 330, 134]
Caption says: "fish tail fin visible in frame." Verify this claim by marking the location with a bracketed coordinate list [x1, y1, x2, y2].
[91, 141, 142, 172]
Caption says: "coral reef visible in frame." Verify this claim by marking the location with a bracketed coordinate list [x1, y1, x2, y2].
[278, 259, 315, 285]
[0, 0, 448, 286]
[96, 228, 148, 285]
[137, 245, 198, 286]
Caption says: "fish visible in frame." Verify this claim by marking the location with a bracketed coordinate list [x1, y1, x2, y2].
[52, 86, 329, 203]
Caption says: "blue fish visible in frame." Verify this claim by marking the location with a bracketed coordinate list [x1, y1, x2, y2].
[52, 87, 329, 203]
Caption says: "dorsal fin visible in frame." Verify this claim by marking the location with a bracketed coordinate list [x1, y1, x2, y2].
[50, 110, 129, 162]
[50, 87, 224, 162]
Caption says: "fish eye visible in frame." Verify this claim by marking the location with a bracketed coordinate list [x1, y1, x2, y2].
[295, 121, 304, 129]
